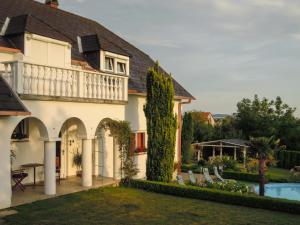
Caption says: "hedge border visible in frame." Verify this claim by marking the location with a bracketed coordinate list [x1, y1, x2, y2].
[276, 150, 300, 169]
[124, 179, 300, 214]
[222, 171, 270, 183]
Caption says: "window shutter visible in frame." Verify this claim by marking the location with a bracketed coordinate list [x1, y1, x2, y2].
[130, 133, 136, 155]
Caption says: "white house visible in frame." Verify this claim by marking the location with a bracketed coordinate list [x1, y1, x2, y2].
[0, 0, 194, 209]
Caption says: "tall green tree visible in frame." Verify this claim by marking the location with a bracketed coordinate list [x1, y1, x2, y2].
[250, 136, 278, 196]
[190, 111, 214, 142]
[236, 95, 299, 150]
[181, 112, 194, 164]
[144, 63, 177, 182]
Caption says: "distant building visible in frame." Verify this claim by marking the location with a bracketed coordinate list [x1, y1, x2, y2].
[201, 112, 216, 126]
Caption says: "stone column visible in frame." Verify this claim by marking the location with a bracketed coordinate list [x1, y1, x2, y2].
[82, 139, 93, 187]
[243, 147, 247, 168]
[213, 147, 216, 158]
[0, 132, 12, 209]
[234, 148, 237, 160]
[44, 141, 56, 195]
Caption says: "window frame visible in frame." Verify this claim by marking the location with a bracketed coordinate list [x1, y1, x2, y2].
[116, 61, 126, 74]
[105, 56, 114, 72]
[135, 132, 146, 153]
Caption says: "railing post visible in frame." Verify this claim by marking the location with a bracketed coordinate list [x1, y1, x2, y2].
[15, 60, 24, 94]
[78, 70, 84, 98]
[124, 77, 128, 101]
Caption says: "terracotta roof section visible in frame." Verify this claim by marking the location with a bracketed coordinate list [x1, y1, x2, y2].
[0, 0, 194, 99]
[0, 75, 30, 116]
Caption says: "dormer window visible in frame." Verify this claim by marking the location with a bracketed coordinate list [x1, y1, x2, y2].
[117, 62, 126, 74]
[101, 51, 129, 75]
[105, 57, 114, 71]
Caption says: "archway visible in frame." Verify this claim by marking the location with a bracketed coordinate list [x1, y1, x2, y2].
[58, 118, 87, 179]
[10, 117, 49, 201]
[93, 118, 119, 180]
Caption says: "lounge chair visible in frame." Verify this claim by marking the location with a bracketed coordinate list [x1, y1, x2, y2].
[203, 168, 214, 184]
[213, 166, 225, 182]
[176, 175, 185, 185]
[188, 170, 197, 185]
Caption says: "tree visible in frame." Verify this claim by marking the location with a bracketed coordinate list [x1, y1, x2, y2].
[213, 116, 243, 140]
[144, 63, 177, 182]
[181, 112, 194, 164]
[190, 111, 214, 142]
[235, 95, 299, 150]
[250, 136, 279, 196]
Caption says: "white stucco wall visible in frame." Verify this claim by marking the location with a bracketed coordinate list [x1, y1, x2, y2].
[11, 119, 45, 184]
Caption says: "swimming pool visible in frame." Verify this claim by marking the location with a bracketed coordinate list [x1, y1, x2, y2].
[255, 183, 300, 201]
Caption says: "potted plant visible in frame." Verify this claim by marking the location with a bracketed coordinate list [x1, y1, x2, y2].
[73, 150, 82, 177]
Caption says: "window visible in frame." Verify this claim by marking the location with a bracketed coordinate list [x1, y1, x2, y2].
[136, 132, 146, 153]
[12, 119, 29, 140]
[105, 57, 114, 71]
[117, 62, 126, 74]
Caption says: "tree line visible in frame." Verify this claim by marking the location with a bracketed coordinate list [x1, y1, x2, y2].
[182, 95, 300, 163]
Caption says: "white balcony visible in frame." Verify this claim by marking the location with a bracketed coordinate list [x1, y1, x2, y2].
[0, 61, 128, 102]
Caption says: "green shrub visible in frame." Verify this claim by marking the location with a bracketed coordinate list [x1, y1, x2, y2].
[223, 171, 270, 183]
[124, 179, 300, 214]
[197, 159, 206, 167]
[275, 150, 300, 169]
[222, 157, 239, 171]
[207, 180, 251, 194]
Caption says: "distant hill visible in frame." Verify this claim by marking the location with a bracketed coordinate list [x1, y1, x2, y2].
[213, 114, 231, 120]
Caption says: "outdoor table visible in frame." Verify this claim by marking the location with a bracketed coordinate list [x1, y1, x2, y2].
[21, 163, 44, 187]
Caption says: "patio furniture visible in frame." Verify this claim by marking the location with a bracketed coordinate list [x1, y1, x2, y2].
[203, 168, 214, 184]
[12, 169, 28, 191]
[213, 166, 225, 182]
[21, 163, 44, 187]
[176, 175, 185, 185]
[188, 170, 197, 185]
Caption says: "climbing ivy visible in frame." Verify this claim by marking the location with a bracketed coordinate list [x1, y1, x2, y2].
[144, 62, 177, 182]
[100, 118, 138, 181]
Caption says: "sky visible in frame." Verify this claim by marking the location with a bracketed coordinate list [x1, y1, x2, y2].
[40, 0, 300, 115]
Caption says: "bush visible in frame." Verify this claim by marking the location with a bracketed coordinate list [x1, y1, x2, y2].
[207, 180, 251, 194]
[222, 157, 239, 171]
[223, 171, 270, 183]
[197, 159, 206, 167]
[124, 179, 300, 214]
[276, 150, 300, 169]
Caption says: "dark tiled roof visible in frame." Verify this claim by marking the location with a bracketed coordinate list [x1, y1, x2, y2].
[80, 34, 100, 53]
[0, 36, 14, 48]
[0, 0, 194, 99]
[0, 75, 30, 114]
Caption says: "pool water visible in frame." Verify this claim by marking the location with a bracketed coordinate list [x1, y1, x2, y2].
[255, 183, 300, 201]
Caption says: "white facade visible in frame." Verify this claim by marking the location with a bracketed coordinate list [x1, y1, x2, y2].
[0, 32, 184, 209]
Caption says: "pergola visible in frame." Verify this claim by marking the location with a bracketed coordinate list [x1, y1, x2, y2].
[192, 139, 250, 167]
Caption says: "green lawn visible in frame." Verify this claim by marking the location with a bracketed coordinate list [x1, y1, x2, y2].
[4, 187, 300, 225]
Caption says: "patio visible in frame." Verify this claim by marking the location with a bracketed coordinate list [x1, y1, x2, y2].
[11, 176, 117, 207]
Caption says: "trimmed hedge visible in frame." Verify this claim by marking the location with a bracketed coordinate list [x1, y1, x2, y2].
[223, 171, 269, 183]
[125, 179, 300, 214]
[276, 150, 300, 169]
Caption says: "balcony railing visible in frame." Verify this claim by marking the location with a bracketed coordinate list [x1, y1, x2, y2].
[0, 61, 128, 101]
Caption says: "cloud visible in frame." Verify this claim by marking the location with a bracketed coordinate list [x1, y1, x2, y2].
[56, 0, 300, 115]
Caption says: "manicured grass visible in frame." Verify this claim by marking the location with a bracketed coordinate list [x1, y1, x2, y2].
[5, 187, 300, 225]
[267, 167, 294, 182]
